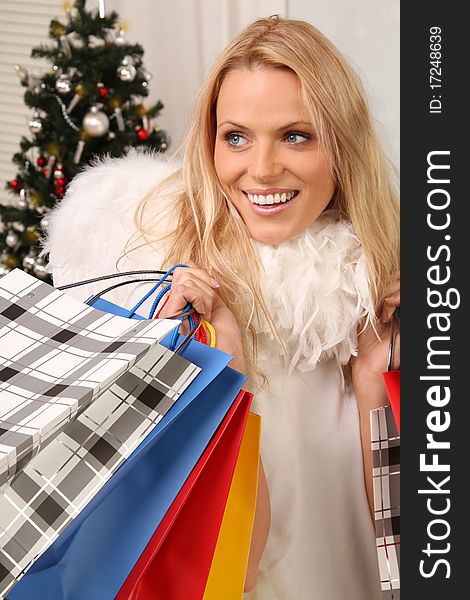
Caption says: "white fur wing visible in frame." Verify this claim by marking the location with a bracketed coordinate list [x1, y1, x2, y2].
[43, 149, 180, 302]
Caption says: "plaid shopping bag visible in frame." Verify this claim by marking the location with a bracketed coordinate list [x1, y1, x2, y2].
[6, 269, 250, 600]
[0, 270, 200, 598]
[371, 406, 400, 599]
[372, 308, 400, 599]
[0, 269, 186, 488]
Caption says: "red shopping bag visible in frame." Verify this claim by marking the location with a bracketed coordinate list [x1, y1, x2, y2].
[382, 371, 400, 433]
[203, 411, 261, 599]
[116, 389, 253, 600]
[382, 309, 400, 432]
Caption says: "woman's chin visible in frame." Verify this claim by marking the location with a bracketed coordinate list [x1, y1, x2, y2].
[249, 227, 301, 246]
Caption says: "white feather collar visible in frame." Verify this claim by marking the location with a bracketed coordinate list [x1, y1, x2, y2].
[252, 210, 375, 372]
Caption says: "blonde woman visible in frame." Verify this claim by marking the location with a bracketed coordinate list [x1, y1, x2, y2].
[47, 16, 400, 599]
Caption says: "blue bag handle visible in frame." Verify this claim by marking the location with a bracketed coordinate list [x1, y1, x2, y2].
[57, 266, 200, 352]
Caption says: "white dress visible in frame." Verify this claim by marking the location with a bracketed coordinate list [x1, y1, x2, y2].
[44, 152, 382, 600]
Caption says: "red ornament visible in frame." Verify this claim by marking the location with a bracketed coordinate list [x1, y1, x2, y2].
[98, 86, 108, 98]
[37, 155, 47, 167]
[136, 127, 149, 141]
[8, 179, 22, 191]
[54, 166, 67, 198]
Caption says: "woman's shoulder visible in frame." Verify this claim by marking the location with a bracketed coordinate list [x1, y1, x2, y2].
[43, 149, 182, 296]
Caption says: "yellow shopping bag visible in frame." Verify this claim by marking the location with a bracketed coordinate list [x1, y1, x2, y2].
[203, 412, 261, 599]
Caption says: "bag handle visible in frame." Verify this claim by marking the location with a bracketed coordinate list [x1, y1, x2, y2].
[56, 270, 172, 291]
[386, 307, 400, 372]
[57, 266, 202, 354]
[57, 266, 188, 318]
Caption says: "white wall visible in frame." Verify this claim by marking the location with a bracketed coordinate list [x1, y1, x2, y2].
[107, 1, 398, 164]
[107, 0, 286, 153]
[287, 0, 400, 164]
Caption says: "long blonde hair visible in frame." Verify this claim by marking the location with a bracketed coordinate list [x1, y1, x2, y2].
[132, 16, 399, 380]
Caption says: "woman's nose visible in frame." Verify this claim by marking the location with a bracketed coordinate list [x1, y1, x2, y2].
[247, 144, 283, 181]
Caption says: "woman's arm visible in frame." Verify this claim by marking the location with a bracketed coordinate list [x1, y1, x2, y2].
[161, 261, 271, 591]
[351, 276, 400, 517]
[351, 365, 389, 517]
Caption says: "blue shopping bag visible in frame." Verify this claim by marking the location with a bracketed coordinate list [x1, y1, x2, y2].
[8, 340, 246, 600]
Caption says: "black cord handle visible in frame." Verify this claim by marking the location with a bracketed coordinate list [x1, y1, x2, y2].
[387, 307, 400, 372]
[56, 270, 172, 291]
[56, 269, 200, 356]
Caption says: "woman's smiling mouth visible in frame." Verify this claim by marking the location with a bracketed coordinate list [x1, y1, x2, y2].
[242, 189, 300, 215]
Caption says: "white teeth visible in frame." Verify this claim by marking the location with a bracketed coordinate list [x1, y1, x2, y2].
[246, 191, 297, 205]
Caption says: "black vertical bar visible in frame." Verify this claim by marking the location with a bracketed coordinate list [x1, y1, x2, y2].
[402, 3, 466, 598]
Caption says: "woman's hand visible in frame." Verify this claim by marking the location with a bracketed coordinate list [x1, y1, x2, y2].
[159, 261, 246, 373]
[351, 272, 400, 519]
[351, 272, 400, 388]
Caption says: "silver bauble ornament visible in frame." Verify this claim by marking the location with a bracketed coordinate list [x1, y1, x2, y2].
[28, 113, 43, 135]
[117, 64, 137, 82]
[115, 29, 126, 45]
[33, 256, 48, 279]
[88, 35, 105, 48]
[117, 57, 136, 82]
[55, 74, 72, 94]
[5, 231, 19, 248]
[12, 221, 25, 233]
[40, 215, 50, 231]
[82, 106, 109, 137]
[17, 197, 28, 210]
[22, 252, 36, 270]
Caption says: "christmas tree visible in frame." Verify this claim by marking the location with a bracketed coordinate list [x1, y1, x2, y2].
[0, 0, 168, 280]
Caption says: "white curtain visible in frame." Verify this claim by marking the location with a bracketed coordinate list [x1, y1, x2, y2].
[0, 0, 62, 207]
[107, 0, 286, 151]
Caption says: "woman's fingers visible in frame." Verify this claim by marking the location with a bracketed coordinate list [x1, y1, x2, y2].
[160, 262, 219, 320]
[184, 260, 221, 289]
[380, 297, 400, 323]
[380, 272, 400, 323]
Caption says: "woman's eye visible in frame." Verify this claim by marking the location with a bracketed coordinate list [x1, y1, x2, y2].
[224, 132, 247, 147]
[284, 132, 310, 144]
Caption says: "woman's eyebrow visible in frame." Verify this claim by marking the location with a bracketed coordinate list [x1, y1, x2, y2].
[217, 120, 312, 131]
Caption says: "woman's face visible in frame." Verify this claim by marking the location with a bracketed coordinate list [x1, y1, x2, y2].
[214, 67, 335, 245]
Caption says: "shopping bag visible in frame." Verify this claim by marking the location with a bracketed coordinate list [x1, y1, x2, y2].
[382, 309, 400, 433]
[371, 406, 400, 599]
[58, 266, 201, 353]
[372, 308, 400, 599]
[0, 270, 205, 598]
[0, 269, 183, 488]
[0, 338, 200, 599]
[203, 411, 261, 600]
[7, 344, 246, 600]
[116, 390, 253, 600]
